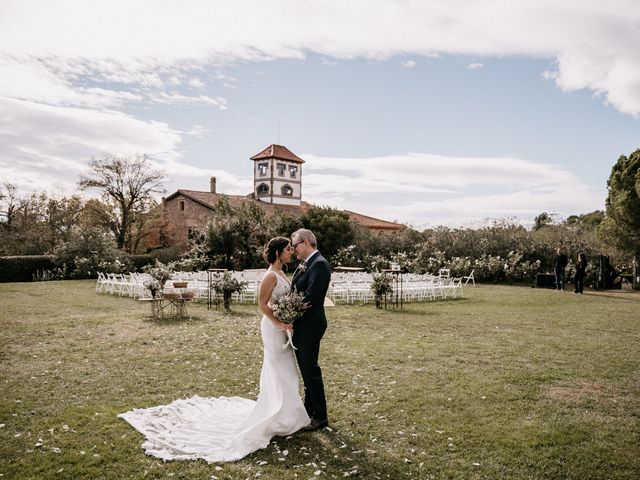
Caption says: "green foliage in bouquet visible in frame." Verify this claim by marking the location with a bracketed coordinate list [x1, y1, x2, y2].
[371, 274, 393, 308]
[271, 290, 308, 324]
[210, 272, 247, 310]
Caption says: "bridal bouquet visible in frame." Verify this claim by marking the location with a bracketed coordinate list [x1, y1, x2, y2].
[272, 290, 309, 350]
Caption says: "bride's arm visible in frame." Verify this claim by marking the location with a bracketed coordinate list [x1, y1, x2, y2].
[258, 272, 292, 332]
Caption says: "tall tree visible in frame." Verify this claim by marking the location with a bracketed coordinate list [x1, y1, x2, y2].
[0, 182, 19, 229]
[203, 197, 275, 270]
[599, 149, 640, 287]
[300, 206, 355, 262]
[43, 195, 84, 253]
[79, 153, 164, 251]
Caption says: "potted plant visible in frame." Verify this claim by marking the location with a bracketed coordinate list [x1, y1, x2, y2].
[211, 272, 247, 310]
[371, 273, 393, 308]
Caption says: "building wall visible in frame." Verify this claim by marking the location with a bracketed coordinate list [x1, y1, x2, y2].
[253, 158, 301, 205]
[162, 194, 212, 249]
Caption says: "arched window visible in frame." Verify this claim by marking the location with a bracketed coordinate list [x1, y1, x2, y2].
[281, 185, 293, 196]
[256, 183, 269, 196]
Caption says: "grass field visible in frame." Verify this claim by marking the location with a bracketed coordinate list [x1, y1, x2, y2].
[1, 280, 639, 479]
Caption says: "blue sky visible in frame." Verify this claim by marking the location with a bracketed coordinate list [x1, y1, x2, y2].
[1, 1, 639, 228]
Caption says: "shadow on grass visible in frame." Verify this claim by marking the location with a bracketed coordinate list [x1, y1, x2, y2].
[370, 297, 470, 317]
[245, 426, 418, 478]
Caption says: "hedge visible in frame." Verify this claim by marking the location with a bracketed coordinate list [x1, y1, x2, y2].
[126, 254, 157, 271]
[0, 255, 56, 283]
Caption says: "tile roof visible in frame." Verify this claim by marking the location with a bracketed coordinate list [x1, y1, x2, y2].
[166, 189, 309, 215]
[250, 144, 305, 164]
[164, 189, 404, 231]
[344, 210, 405, 231]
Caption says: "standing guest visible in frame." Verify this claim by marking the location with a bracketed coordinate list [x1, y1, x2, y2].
[553, 246, 569, 291]
[574, 252, 587, 294]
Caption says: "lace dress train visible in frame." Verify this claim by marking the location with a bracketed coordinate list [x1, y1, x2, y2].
[118, 276, 310, 463]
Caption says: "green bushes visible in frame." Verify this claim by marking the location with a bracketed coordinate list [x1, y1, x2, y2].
[0, 253, 157, 284]
[0, 255, 55, 282]
[127, 254, 156, 271]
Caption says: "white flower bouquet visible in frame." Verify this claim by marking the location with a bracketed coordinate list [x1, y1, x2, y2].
[272, 289, 309, 350]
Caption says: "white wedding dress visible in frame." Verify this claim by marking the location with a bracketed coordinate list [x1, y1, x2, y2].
[118, 274, 310, 463]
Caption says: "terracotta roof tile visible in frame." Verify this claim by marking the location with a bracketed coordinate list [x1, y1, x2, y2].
[165, 190, 404, 231]
[250, 144, 305, 164]
[345, 210, 405, 231]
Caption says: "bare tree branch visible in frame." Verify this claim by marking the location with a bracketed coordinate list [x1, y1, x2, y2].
[79, 153, 165, 251]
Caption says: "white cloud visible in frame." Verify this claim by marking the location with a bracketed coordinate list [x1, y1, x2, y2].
[181, 125, 211, 138]
[152, 92, 227, 108]
[0, 97, 182, 193]
[0, 0, 627, 228]
[1, 1, 639, 115]
[468, 63, 484, 70]
[300, 152, 605, 227]
[304, 153, 576, 189]
[188, 78, 206, 89]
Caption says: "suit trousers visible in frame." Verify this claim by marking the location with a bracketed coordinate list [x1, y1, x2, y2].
[294, 340, 327, 422]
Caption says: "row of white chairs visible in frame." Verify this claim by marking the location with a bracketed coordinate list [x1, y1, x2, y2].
[95, 270, 266, 303]
[96, 268, 472, 305]
[327, 272, 465, 304]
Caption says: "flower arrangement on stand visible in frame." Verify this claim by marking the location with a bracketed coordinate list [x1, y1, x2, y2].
[210, 272, 247, 310]
[371, 273, 394, 308]
[143, 261, 173, 298]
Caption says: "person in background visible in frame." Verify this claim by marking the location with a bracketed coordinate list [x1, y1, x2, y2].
[553, 246, 569, 291]
[574, 252, 587, 294]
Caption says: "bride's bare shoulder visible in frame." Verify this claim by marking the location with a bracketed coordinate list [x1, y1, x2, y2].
[260, 270, 278, 286]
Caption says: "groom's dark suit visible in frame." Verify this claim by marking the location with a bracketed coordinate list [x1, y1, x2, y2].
[292, 251, 331, 423]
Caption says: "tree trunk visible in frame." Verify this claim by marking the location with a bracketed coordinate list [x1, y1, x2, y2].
[634, 253, 639, 290]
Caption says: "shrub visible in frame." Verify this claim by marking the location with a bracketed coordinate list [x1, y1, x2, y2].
[0, 255, 55, 282]
[126, 254, 156, 271]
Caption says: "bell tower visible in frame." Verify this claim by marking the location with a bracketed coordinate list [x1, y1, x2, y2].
[250, 144, 305, 206]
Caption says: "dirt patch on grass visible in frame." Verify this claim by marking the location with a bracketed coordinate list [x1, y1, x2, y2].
[545, 383, 611, 402]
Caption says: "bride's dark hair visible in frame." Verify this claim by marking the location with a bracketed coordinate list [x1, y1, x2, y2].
[263, 236, 290, 265]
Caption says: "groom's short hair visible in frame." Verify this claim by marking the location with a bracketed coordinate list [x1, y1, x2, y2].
[293, 228, 317, 248]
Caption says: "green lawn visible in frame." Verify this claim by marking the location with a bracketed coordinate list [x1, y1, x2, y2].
[1, 280, 639, 479]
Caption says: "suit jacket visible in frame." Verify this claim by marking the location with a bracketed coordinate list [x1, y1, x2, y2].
[553, 254, 568, 270]
[292, 251, 331, 342]
[575, 259, 587, 279]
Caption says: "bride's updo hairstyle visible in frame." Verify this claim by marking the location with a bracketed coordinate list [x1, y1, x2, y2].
[263, 236, 290, 265]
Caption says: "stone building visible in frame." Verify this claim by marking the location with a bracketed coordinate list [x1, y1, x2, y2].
[160, 144, 404, 250]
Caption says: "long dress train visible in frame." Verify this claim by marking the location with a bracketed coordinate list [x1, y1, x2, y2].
[118, 275, 310, 463]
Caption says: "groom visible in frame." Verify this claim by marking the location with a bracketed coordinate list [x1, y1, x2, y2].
[290, 228, 331, 432]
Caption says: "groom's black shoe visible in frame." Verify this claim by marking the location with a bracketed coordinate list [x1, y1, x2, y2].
[302, 418, 329, 432]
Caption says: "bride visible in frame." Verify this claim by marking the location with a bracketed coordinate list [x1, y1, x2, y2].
[118, 236, 310, 463]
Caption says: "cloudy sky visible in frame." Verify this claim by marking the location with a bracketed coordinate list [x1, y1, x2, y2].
[1, 1, 639, 229]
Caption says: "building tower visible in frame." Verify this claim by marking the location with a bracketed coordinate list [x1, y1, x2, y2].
[250, 144, 305, 206]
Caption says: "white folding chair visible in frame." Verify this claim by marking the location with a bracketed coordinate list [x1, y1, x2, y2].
[96, 272, 107, 294]
[463, 269, 476, 286]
